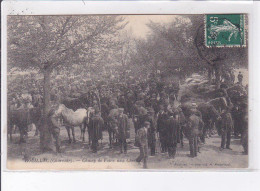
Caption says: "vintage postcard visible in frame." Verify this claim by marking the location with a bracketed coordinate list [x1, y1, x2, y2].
[4, 13, 248, 170]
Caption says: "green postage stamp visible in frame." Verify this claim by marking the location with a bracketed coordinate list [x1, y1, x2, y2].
[205, 14, 246, 47]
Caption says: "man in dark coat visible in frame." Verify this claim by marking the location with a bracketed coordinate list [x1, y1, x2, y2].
[101, 102, 109, 130]
[89, 110, 104, 153]
[241, 114, 248, 155]
[147, 108, 156, 156]
[117, 108, 129, 154]
[166, 112, 179, 158]
[157, 104, 169, 153]
[219, 108, 234, 151]
[232, 105, 242, 138]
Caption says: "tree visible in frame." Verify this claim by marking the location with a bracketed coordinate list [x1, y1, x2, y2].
[130, 16, 204, 79]
[190, 15, 248, 87]
[8, 15, 126, 151]
[130, 15, 247, 87]
[113, 29, 135, 67]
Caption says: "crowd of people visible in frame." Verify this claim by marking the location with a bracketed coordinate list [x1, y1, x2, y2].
[8, 66, 248, 169]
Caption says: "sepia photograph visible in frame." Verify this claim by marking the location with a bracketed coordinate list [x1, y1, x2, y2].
[5, 14, 248, 170]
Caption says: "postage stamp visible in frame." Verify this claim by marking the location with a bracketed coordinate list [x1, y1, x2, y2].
[205, 14, 246, 47]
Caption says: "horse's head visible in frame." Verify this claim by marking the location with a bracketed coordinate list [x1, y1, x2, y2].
[55, 104, 65, 116]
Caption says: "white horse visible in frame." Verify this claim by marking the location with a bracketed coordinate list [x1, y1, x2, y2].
[56, 104, 89, 143]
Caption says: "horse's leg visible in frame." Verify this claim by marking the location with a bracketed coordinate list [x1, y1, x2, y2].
[114, 133, 118, 144]
[206, 121, 210, 138]
[209, 121, 213, 137]
[82, 127, 85, 142]
[82, 122, 87, 142]
[88, 127, 92, 146]
[19, 126, 26, 144]
[108, 130, 112, 148]
[19, 126, 22, 143]
[71, 127, 76, 143]
[65, 126, 72, 144]
[14, 125, 19, 134]
[9, 124, 13, 143]
[34, 125, 39, 136]
[180, 126, 184, 147]
[79, 125, 83, 140]
[80, 124, 83, 142]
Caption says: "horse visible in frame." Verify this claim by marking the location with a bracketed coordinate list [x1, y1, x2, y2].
[197, 102, 221, 142]
[107, 108, 120, 148]
[208, 97, 228, 113]
[62, 97, 86, 112]
[62, 93, 90, 111]
[8, 108, 31, 143]
[55, 104, 88, 143]
[30, 107, 43, 136]
[180, 102, 221, 143]
[8, 106, 42, 143]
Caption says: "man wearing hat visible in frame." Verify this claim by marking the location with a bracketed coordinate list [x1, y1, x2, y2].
[89, 109, 104, 153]
[157, 104, 169, 153]
[219, 108, 234, 151]
[190, 102, 205, 143]
[147, 108, 156, 156]
[241, 114, 248, 155]
[117, 108, 129, 154]
[136, 121, 150, 169]
[41, 107, 62, 153]
[187, 112, 204, 158]
[166, 112, 179, 158]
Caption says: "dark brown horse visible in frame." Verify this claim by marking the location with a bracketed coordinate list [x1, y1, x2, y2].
[197, 102, 221, 143]
[180, 102, 221, 143]
[8, 107, 42, 143]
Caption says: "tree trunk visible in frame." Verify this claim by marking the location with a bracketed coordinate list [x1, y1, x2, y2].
[40, 67, 53, 152]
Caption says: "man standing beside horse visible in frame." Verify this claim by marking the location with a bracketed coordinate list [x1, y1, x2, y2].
[116, 108, 130, 154]
[147, 108, 156, 156]
[89, 109, 104, 153]
[40, 107, 62, 153]
[166, 111, 179, 158]
[157, 104, 170, 153]
[136, 121, 150, 169]
[219, 108, 234, 151]
[187, 108, 204, 158]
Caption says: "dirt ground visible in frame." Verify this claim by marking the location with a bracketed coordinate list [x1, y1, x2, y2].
[7, 118, 248, 170]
